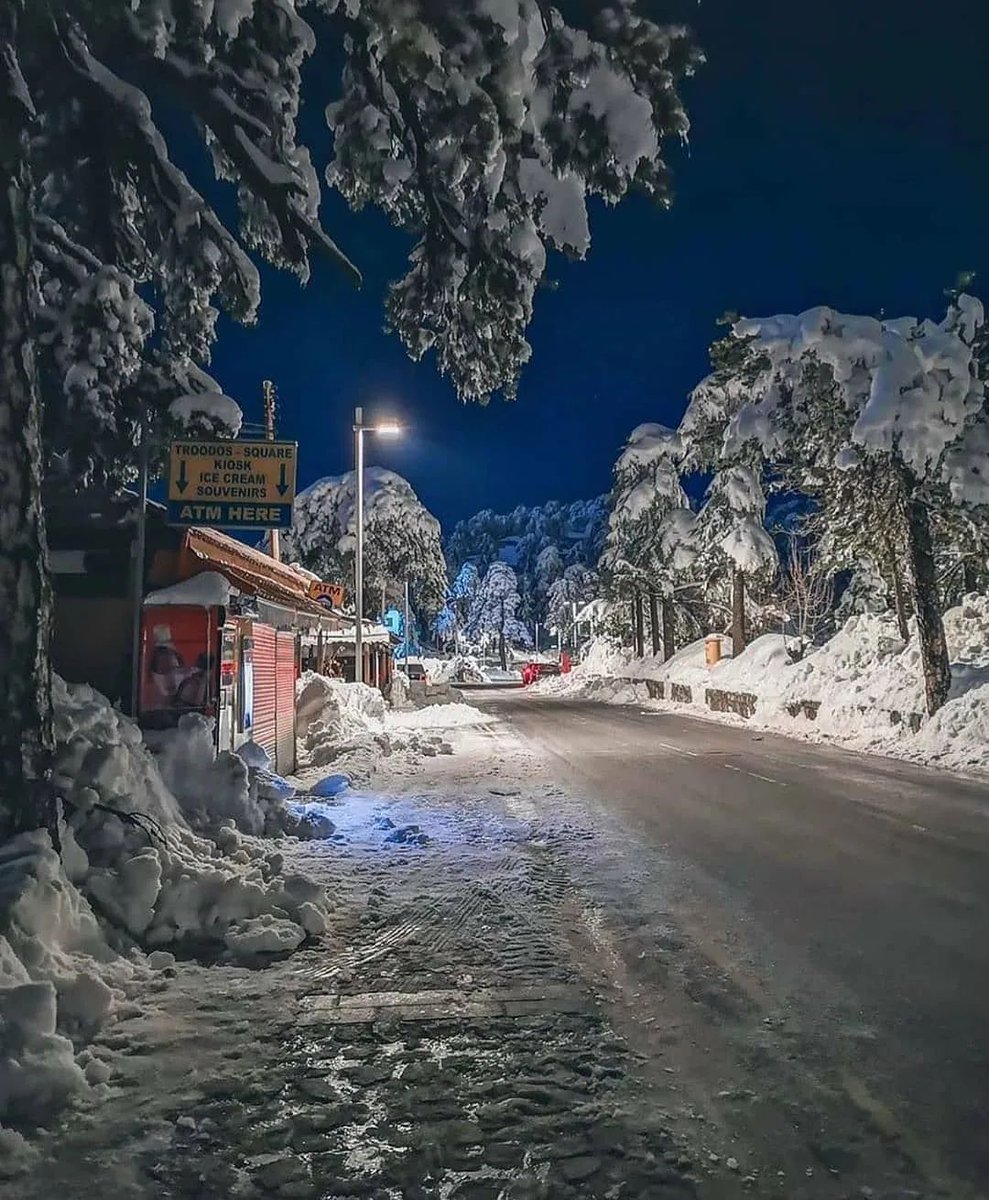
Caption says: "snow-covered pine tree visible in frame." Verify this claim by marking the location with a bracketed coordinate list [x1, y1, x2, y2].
[601, 424, 697, 659]
[451, 561, 481, 610]
[701, 295, 989, 714]
[283, 468, 447, 617]
[534, 543, 565, 621]
[0, 1, 364, 838]
[680, 339, 778, 654]
[431, 603, 459, 650]
[329, 1, 701, 402]
[546, 564, 598, 645]
[465, 561, 532, 671]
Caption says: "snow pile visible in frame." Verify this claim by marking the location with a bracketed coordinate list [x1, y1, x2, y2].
[48, 678, 335, 962]
[0, 830, 125, 1129]
[296, 673, 388, 772]
[418, 657, 456, 683]
[532, 637, 632, 697]
[388, 668, 412, 710]
[580, 637, 636, 679]
[150, 715, 265, 834]
[387, 703, 488, 732]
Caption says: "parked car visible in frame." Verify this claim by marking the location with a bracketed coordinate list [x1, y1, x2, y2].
[402, 660, 429, 684]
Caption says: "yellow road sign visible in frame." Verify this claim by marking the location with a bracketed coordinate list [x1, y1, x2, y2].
[167, 439, 298, 529]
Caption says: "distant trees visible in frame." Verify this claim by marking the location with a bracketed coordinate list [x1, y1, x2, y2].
[466, 563, 532, 671]
[447, 498, 607, 627]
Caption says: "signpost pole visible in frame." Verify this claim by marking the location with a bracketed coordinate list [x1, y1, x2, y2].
[404, 580, 411, 674]
[354, 407, 365, 685]
[263, 380, 280, 563]
[129, 400, 149, 717]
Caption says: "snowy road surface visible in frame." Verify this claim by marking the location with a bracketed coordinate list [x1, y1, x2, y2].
[10, 695, 988, 1199]
[474, 691, 989, 1199]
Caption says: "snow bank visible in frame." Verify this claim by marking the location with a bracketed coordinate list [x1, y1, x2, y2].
[150, 715, 268, 834]
[0, 830, 124, 1128]
[0, 677, 341, 1134]
[546, 599, 989, 776]
[53, 678, 334, 958]
[532, 637, 632, 697]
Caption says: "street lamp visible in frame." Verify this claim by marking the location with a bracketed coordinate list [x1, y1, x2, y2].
[354, 406, 402, 684]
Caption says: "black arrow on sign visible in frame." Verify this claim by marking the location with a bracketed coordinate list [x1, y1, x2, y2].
[276, 463, 289, 497]
[176, 460, 189, 493]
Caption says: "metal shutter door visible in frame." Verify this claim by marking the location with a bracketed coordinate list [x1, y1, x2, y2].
[275, 630, 296, 775]
[252, 623, 277, 764]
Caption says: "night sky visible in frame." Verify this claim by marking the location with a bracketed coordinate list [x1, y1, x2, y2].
[203, 0, 989, 531]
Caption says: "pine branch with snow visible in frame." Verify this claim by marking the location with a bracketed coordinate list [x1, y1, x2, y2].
[327, 1, 701, 401]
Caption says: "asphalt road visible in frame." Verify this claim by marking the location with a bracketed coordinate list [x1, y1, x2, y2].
[474, 691, 989, 1198]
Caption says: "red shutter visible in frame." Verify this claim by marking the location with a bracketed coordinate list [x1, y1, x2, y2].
[252, 623, 277, 763]
[275, 630, 296, 775]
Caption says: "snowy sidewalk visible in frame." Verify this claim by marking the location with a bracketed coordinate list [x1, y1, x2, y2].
[8, 720, 698, 1200]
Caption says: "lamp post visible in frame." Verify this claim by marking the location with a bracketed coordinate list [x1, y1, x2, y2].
[353, 406, 402, 684]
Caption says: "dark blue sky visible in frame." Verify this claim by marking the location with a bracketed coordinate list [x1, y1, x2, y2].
[205, 0, 989, 530]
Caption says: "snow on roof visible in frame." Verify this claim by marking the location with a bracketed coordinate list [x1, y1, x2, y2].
[323, 623, 391, 646]
[181, 527, 341, 623]
[145, 571, 232, 608]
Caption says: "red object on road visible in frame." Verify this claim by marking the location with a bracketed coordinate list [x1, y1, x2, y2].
[522, 663, 540, 686]
[561, 651, 572, 674]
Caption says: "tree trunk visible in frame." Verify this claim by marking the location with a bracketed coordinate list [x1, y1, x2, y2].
[731, 569, 747, 655]
[884, 534, 910, 643]
[648, 594, 660, 656]
[661, 596, 676, 662]
[633, 592, 645, 658]
[0, 71, 58, 844]
[961, 556, 978, 595]
[901, 490, 950, 715]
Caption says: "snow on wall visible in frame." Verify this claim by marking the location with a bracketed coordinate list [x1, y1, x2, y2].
[542, 597, 989, 776]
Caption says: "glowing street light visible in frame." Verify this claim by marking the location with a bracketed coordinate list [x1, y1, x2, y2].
[353, 406, 403, 684]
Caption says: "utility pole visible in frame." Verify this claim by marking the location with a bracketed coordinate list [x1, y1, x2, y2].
[404, 580, 411, 674]
[263, 380, 280, 563]
[354, 406, 365, 683]
[129, 401, 150, 717]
